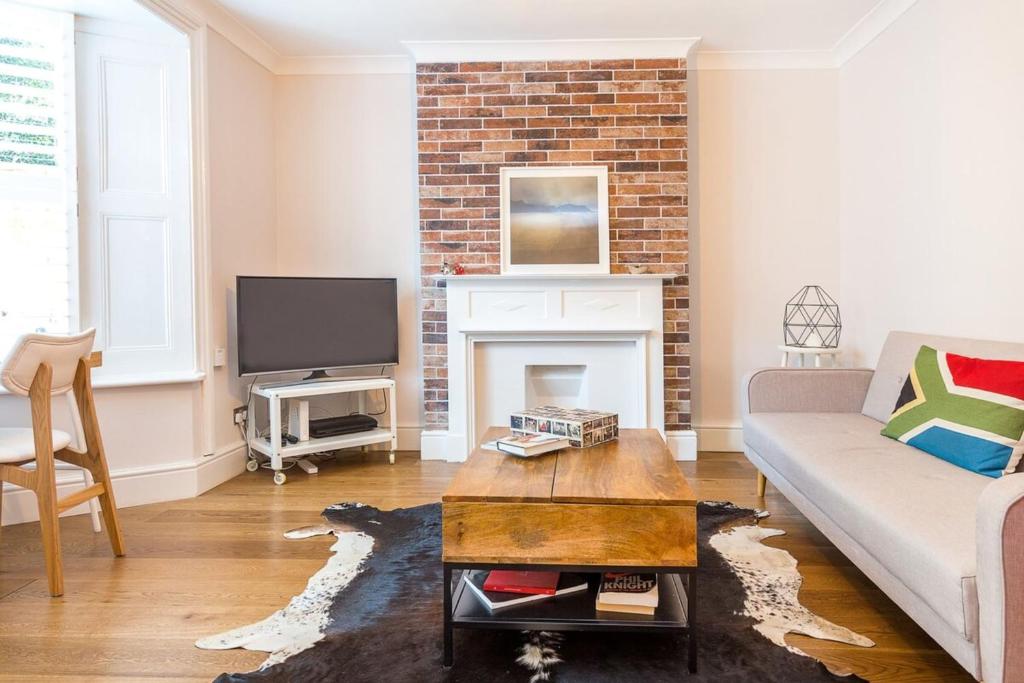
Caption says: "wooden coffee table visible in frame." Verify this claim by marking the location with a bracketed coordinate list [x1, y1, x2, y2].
[441, 427, 698, 671]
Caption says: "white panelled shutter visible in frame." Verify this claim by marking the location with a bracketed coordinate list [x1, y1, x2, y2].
[75, 23, 194, 379]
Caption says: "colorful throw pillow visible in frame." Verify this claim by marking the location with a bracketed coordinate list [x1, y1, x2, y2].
[880, 345, 1024, 478]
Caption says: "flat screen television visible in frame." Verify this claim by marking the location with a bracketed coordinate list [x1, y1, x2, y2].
[236, 276, 398, 377]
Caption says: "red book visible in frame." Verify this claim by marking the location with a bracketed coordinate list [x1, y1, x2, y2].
[482, 570, 561, 596]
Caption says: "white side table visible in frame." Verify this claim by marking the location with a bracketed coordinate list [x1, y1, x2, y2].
[779, 345, 842, 368]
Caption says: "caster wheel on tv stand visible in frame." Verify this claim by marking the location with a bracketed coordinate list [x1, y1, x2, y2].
[246, 459, 259, 473]
[273, 471, 286, 486]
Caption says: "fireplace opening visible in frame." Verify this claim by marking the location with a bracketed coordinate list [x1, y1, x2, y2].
[525, 364, 587, 409]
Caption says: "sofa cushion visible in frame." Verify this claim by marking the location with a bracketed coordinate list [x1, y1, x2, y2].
[744, 411, 990, 640]
[880, 346, 1024, 477]
[863, 331, 1024, 423]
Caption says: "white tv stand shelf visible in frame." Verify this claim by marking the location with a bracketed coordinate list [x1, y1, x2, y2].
[247, 376, 397, 485]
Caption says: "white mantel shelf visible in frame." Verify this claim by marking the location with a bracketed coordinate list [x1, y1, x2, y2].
[441, 273, 679, 281]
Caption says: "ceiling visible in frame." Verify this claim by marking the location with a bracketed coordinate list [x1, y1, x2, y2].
[209, 0, 883, 57]
[9, 0, 168, 28]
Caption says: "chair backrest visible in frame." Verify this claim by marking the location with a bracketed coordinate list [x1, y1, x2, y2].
[0, 329, 96, 396]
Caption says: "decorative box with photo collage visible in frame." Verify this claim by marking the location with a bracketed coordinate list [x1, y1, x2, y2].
[510, 406, 619, 448]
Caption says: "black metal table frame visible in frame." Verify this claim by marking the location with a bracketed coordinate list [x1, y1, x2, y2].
[442, 561, 697, 673]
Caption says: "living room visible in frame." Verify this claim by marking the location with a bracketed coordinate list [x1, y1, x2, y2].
[0, 0, 1020, 681]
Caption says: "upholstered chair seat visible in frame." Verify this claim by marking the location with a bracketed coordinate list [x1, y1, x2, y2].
[0, 428, 73, 463]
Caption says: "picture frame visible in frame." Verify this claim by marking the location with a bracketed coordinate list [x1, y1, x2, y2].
[499, 166, 610, 275]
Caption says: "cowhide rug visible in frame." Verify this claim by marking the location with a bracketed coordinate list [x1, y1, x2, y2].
[197, 501, 873, 682]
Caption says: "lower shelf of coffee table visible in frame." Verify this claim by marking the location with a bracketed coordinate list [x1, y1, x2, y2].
[450, 570, 690, 632]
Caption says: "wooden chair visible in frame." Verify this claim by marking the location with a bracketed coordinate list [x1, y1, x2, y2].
[0, 329, 125, 596]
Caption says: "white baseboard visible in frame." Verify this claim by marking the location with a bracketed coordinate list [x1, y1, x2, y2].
[396, 426, 422, 451]
[420, 430, 466, 462]
[696, 426, 745, 452]
[665, 430, 698, 461]
[1, 441, 247, 527]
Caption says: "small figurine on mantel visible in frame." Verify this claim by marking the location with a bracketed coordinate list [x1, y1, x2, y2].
[440, 260, 465, 276]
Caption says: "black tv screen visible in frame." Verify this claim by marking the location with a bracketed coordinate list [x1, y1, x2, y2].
[236, 276, 398, 376]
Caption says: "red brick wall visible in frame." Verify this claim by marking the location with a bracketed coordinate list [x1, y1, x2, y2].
[417, 58, 690, 432]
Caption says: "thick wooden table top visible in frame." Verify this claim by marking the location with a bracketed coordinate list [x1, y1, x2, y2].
[443, 427, 696, 507]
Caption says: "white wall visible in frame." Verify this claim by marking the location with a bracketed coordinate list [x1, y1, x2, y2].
[206, 29, 278, 451]
[274, 74, 422, 444]
[694, 67, 839, 448]
[839, 0, 1024, 366]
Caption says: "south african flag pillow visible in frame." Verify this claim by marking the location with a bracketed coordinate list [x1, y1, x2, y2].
[880, 345, 1024, 478]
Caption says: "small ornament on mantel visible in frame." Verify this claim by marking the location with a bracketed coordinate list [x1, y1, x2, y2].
[440, 260, 465, 276]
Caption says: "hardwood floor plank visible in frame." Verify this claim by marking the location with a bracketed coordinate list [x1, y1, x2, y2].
[0, 450, 972, 681]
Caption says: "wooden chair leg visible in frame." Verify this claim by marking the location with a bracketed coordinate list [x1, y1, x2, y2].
[30, 363, 63, 596]
[73, 358, 125, 557]
[36, 476, 64, 597]
[756, 471, 767, 498]
[93, 464, 124, 557]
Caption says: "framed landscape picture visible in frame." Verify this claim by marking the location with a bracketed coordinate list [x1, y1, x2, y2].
[499, 166, 610, 275]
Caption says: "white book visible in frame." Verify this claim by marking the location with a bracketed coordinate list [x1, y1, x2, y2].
[597, 573, 659, 608]
[496, 433, 569, 457]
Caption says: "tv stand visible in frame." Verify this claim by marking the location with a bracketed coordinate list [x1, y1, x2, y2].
[247, 376, 397, 485]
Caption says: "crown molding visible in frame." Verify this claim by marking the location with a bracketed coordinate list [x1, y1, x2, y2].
[276, 54, 413, 76]
[402, 37, 702, 64]
[693, 0, 919, 70]
[832, 0, 918, 66]
[149, 0, 917, 75]
[146, 0, 281, 72]
[695, 49, 835, 71]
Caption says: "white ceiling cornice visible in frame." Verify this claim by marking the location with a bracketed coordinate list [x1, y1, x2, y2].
[276, 55, 413, 76]
[148, 0, 918, 75]
[696, 50, 835, 71]
[169, 0, 280, 71]
[698, 0, 919, 70]
[832, 0, 918, 66]
[401, 37, 702, 64]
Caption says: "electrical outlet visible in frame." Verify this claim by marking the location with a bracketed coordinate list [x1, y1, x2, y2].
[233, 406, 247, 424]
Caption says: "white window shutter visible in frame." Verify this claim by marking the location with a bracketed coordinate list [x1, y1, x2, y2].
[0, 4, 77, 353]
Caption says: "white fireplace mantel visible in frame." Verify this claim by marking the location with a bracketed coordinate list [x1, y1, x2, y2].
[420, 274, 696, 462]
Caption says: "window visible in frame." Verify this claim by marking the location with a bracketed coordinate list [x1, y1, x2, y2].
[0, 3, 76, 353]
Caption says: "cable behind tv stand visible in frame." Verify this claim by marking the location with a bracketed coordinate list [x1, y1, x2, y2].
[247, 376, 397, 485]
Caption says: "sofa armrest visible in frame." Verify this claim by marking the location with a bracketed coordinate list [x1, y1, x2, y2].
[978, 473, 1024, 683]
[742, 368, 874, 415]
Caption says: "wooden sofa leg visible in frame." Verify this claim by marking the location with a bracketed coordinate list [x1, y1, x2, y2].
[756, 471, 767, 498]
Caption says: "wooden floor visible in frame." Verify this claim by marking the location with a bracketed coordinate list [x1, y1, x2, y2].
[0, 450, 973, 682]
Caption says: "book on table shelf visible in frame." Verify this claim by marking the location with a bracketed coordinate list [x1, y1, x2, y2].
[483, 570, 561, 595]
[595, 573, 659, 616]
[495, 433, 570, 458]
[463, 571, 590, 612]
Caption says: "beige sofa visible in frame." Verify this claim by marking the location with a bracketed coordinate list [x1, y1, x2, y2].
[742, 331, 1024, 682]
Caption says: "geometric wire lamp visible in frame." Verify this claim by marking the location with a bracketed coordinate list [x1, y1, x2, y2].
[784, 285, 841, 348]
